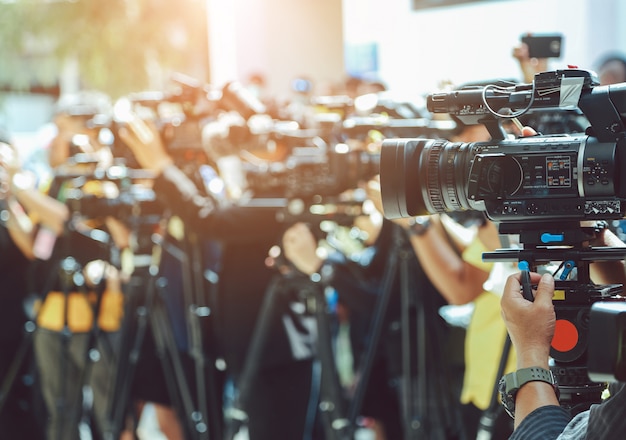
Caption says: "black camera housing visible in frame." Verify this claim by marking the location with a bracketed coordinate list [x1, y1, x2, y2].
[381, 134, 626, 222]
[245, 146, 379, 200]
[380, 69, 626, 223]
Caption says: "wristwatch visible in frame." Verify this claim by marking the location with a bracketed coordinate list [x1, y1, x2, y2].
[499, 366, 559, 419]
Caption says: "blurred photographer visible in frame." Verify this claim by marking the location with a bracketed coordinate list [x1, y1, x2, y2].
[281, 126, 465, 439]
[119, 114, 318, 440]
[30, 91, 131, 440]
[282, 200, 458, 439]
[595, 52, 626, 86]
[512, 37, 549, 84]
[0, 130, 63, 439]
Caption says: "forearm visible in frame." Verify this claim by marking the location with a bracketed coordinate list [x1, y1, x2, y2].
[511, 350, 562, 431]
[153, 165, 217, 233]
[410, 226, 485, 304]
[589, 229, 626, 285]
[15, 189, 69, 235]
[154, 165, 281, 242]
[48, 135, 72, 168]
[6, 214, 35, 259]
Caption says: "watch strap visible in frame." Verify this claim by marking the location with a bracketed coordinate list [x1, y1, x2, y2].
[504, 366, 555, 391]
[499, 366, 559, 419]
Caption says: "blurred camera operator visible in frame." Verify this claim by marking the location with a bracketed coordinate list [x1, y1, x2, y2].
[29, 91, 132, 440]
[282, 196, 456, 439]
[119, 114, 318, 440]
[0, 130, 65, 438]
[280, 128, 465, 439]
[595, 52, 626, 86]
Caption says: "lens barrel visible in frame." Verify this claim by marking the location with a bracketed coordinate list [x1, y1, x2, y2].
[380, 138, 474, 218]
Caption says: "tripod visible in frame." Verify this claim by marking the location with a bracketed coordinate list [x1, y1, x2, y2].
[0, 217, 117, 440]
[336, 224, 462, 440]
[223, 264, 320, 439]
[102, 218, 223, 440]
[229, 222, 463, 440]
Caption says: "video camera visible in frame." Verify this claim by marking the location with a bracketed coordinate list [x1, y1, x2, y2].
[379, 68, 626, 409]
[115, 73, 272, 158]
[58, 165, 161, 228]
[243, 91, 457, 202]
[244, 142, 379, 201]
[380, 68, 626, 223]
[112, 74, 215, 163]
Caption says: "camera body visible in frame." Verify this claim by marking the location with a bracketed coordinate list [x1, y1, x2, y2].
[59, 165, 161, 226]
[245, 145, 379, 200]
[381, 134, 626, 222]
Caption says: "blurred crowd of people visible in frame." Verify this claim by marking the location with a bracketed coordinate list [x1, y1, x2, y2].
[1, 37, 626, 440]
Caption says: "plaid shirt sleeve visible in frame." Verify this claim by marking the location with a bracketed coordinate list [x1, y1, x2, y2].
[510, 405, 572, 440]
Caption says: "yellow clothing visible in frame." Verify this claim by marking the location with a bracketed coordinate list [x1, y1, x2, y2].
[36, 288, 124, 333]
[35, 179, 126, 333]
[459, 237, 516, 410]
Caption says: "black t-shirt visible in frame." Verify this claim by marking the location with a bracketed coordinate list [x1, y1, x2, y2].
[0, 220, 32, 340]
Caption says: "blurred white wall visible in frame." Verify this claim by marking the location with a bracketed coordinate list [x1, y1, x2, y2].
[343, 0, 626, 99]
[208, 0, 626, 102]
[207, 0, 345, 101]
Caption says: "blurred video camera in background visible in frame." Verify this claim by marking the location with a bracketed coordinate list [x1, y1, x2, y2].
[53, 90, 115, 160]
[108, 72, 468, 209]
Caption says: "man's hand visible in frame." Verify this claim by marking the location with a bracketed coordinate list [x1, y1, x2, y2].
[502, 272, 563, 427]
[281, 222, 323, 276]
[118, 117, 173, 174]
[501, 272, 555, 369]
[512, 41, 549, 83]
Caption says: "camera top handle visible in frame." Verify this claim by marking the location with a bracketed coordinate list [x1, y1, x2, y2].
[427, 68, 626, 143]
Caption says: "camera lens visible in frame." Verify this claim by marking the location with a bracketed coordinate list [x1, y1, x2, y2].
[380, 138, 474, 218]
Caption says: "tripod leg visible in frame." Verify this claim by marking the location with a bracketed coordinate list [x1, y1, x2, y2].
[0, 321, 36, 415]
[476, 336, 512, 440]
[314, 286, 350, 440]
[345, 232, 400, 439]
[224, 275, 283, 439]
[149, 287, 210, 440]
[102, 270, 155, 440]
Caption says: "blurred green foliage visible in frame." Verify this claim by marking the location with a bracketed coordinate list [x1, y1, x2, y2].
[0, 0, 209, 98]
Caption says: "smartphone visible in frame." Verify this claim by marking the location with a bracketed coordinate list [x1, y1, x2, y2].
[521, 34, 563, 59]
